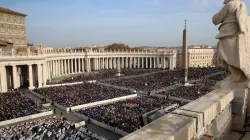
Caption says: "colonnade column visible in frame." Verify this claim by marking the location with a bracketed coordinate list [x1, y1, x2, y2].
[138, 57, 140, 68]
[98, 58, 100, 70]
[12, 65, 18, 89]
[113, 58, 116, 69]
[121, 57, 124, 68]
[117, 57, 120, 68]
[71, 59, 74, 73]
[78, 58, 81, 73]
[102, 58, 104, 69]
[82, 58, 85, 72]
[42, 63, 47, 86]
[126, 57, 128, 68]
[169, 57, 173, 69]
[67, 59, 70, 74]
[150, 57, 152, 68]
[161, 56, 165, 69]
[106, 58, 109, 69]
[141, 57, 144, 69]
[37, 64, 43, 88]
[133, 57, 136, 68]
[74, 58, 77, 73]
[28, 64, 34, 89]
[64, 59, 67, 74]
[173, 55, 177, 69]
[146, 57, 148, 68]
[130, 57, 132, 68]
[153, 57, 156, 68]
[0, 66, 7, 92]
[53, 61, 56, 76]
[157, 57, 160, 68]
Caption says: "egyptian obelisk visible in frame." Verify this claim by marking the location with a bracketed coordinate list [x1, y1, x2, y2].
[182, 19, 188, 84]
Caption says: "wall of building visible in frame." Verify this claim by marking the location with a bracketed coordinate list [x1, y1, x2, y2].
[0, 12, 27, 50]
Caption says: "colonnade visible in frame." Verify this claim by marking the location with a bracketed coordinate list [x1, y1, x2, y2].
[45, 56, 175, 81]
[0, 51, 177, 93]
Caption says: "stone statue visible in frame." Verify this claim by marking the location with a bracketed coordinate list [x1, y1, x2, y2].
[213, 0, 250, 89]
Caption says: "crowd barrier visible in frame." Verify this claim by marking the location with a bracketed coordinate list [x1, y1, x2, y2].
[74, 112, 129, 136]
[42, 81, 84, 88]
[168, 96, 192, 103]
[70, 94, 138, 111]
[0, 111, 53, 127]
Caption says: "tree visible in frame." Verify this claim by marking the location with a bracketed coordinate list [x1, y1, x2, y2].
[105, 43, 130, 51]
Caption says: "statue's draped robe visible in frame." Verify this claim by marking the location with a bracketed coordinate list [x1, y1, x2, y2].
[213, 0, 250, 79]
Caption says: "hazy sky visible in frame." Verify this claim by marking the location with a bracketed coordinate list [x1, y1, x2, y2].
[1, 0, 250, 47]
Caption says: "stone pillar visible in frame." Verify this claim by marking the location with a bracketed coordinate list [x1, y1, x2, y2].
[101, 58, 104, 69]
[42, 63, 47, 86]
[122, 57, 124, 69]
[88, 58, 91, 72]
[130, 57, 133, 68]
[133, 57, 136, 68]
[28, 64, 34, 89]
[78, 58, 81, 73]
[82, 58, 85, 72]
[154, 57, 156, 68]
[67, 59, 70, 74]
[98, 58, 100, 70]
[149, 57, 153, 69]
[64, 59, 67, 74]
[173, 55, 177, 69]
[142, 57, 144, 68]
[55, 60, 58, 76]
[60, 60, 63, 75]
[157, 57, 160, 68]
[161, 56, 165, 69]
[71, 59, 74, 73]
[126, 57, 128, 68]
[53, 61, 56, 76]
[37, 64, 43, 88]
[0, 66, 7, 92]
[106, 58, 109, 69]
[74, 58, 77, 73]
[138, 57, 140, 68]
[146, 57, 148, 68]
[113, 58, 116, 69]
[12, 65, 18, 89]
[169, 57, 173, 69]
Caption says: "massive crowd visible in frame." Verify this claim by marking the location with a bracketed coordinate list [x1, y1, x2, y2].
[187, 67, 225, 80]
[78, 96, 184, 133]
[48, 69, 162, 85]
[0, 116, 108, 140]
[105, 70, 183, 92]
[34, 83, 134, 107]
[105, 67, 226, 92]
[0, 91, 41, 122]
[159, 73, 227, 100]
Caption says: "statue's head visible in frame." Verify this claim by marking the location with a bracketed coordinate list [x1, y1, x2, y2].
[224, 0, 240, 4]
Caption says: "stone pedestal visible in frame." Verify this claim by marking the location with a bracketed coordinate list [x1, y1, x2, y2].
[232, 88, 248, 131]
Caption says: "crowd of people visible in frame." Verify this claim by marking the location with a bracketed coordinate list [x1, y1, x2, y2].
[0, 116, 108, 140]
[34, 83, 134, 107]
[105, 70, 183, 92]
[48, 69, 162, 85]
[0, 91, 41, 122]
[78, 96, 184, 133]
[187, 67, 225, 80]
[105, 67, 226, 92]
[159, 73, 227, 100]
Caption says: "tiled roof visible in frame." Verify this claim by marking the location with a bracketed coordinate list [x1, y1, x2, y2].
[0, 7, 27, 16]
